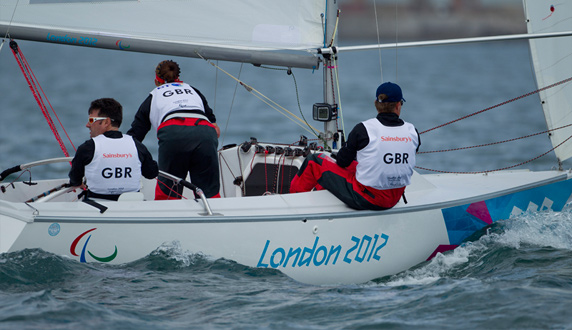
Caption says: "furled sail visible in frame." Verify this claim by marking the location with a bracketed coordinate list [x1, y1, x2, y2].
[0, 0, 326, 69]
[524, 0, 572, 162]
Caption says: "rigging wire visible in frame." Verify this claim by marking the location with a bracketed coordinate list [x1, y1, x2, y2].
[394, 2, 399, 81]
[2, 0, 19, 40]
[0, 0, 20, 54]
[213, 60, 218, 120]
[195, 52, 322, 138]
[220, 63, 244, 146]
[373, 0, 383, 82]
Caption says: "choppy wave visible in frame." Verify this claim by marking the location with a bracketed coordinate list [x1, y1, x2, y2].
[381, 208, 572, 285]
[355, 209, 572, 329]
[1, 209, 572, 329]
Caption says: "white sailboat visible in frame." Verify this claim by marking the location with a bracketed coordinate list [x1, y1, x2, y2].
[1, 0, 572, 285]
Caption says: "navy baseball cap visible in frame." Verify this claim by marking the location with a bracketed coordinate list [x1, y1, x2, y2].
[376, 82, 405, 103]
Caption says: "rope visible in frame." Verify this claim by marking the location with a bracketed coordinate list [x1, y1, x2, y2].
[328, 9, 341, 47]
[420, 75, 572, 135]
[10, 40, 75, 157]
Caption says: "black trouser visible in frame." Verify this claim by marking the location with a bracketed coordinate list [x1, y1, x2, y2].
[156, 121, 219, 199]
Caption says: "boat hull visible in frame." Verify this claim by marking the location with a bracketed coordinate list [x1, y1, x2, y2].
[2, 169, 571, 285]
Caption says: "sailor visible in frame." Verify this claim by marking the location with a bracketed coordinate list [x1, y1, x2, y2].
[69, 98, 158, 200]
[127, 60, 220, 199]
[290, 82, 420, 210]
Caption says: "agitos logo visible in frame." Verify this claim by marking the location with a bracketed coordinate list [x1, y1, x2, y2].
[115, 39, 130, 50]
[70, 228, 118, 263]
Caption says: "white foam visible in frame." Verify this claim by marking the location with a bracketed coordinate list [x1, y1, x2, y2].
[496, 209, 572, 250]
[386, 244, 479, 286]
[154, 241, 210, 267]
[384, 208, 572, 286]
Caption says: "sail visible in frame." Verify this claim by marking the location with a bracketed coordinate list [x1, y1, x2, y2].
[524, 0, 572, 162]
[0, 0, 325, 69]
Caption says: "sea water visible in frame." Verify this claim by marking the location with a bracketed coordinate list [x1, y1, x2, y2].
[1, 39, 572, 329]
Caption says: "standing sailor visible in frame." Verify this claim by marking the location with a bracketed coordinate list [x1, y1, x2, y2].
[290, 82, 420, 210]
[127, 60, 220, 199]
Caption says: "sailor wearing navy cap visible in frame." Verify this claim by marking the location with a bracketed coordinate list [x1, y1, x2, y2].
[290, 82, 420, 210]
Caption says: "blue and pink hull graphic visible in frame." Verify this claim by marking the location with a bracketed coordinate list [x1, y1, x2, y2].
[429, 179, 572, 259]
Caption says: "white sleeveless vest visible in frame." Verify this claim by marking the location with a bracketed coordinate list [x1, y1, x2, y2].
[149, 82, 206, 131]
[356, 118, 418, 189]
[85, 134, 142, 195]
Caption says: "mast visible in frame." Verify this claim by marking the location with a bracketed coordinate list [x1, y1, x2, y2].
[321, 0, 340, 150]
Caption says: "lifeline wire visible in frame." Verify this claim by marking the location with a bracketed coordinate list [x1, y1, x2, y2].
[416, 133, 572, 174]
[420, 75, 572, 135]
[419, 122, 572, 154]
[417, 78, 572, 173]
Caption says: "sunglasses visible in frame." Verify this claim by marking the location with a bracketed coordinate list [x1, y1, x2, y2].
[88, 117, 108, 124]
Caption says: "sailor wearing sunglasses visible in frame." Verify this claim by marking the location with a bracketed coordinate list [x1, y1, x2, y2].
[69, 98, 158, 200]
